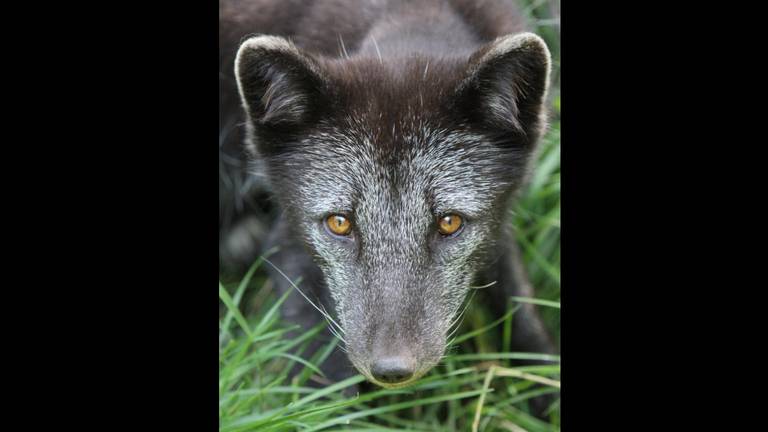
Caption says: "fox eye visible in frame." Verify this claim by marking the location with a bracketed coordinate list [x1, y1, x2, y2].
[437, 214, 463, 236]
[326, 214, 352, 236]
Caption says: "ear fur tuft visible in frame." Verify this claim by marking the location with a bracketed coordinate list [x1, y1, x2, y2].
[459, 32, 551, 139]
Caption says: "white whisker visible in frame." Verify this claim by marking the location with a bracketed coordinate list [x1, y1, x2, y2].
[262, 257, 347, 344]
[370, 35, 383, 63]
[319, 302, 348, 345]
[445, 290, 477, 347]
[469, 280, 498, 290]
[338, 33, 349, 59]
[449, 290, 477, 330]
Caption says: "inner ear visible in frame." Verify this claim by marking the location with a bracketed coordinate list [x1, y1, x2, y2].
[456, 33, 551, 142]
[235, 35, 329, 130]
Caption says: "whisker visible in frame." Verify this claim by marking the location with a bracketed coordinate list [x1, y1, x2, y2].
[469, 280, 498, 290]
[338, 33, 349, 59]
[262, 257, 347, 343]
[319, 302, 346, 335]
[445, 290, 477, 347]
[370, 35, 383, 63]
[448, 290, 477, 330]
[320, 303, 347, 343]
[319, 302, 348, 344]
[325, 319, 346, 344]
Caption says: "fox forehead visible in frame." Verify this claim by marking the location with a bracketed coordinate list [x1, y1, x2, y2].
[288, 123, 514, 221]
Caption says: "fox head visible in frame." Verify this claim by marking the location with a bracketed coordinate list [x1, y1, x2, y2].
[235, 33, 550, 387]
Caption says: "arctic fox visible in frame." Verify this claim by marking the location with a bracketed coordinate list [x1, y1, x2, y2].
[220, 0, 556, 401]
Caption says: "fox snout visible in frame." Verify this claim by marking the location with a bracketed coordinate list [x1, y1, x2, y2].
[345, 301, 450, 388]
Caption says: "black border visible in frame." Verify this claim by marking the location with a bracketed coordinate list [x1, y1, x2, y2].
[10, 0, 753, 428]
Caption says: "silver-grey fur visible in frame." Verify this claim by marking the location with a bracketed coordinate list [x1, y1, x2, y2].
[221, 0, 556, 395]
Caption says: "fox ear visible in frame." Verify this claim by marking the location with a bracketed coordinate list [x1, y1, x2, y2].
[235, 35, 328, 131]
[457, 33, 551, 142]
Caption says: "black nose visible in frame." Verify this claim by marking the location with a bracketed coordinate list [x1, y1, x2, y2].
[371, 357, 414, 384]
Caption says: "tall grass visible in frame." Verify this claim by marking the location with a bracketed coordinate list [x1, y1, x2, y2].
[220, 2, 560, 430]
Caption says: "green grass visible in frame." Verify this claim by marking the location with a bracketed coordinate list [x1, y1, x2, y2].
[220, 2, 560, 430]
[219, 260, 560, 431]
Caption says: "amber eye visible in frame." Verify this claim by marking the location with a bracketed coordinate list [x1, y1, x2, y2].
[326, 214, 352, 236]
[437, 214, 463, 236]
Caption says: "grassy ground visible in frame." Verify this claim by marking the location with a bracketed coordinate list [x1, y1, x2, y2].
[220, 2, 560, 430]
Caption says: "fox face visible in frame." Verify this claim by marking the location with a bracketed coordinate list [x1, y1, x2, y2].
[235, 33, 550, 387]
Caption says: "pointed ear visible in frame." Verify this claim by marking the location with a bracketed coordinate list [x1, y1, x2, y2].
[457, 33, 551, 143]
[235, 35, 328, 131]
